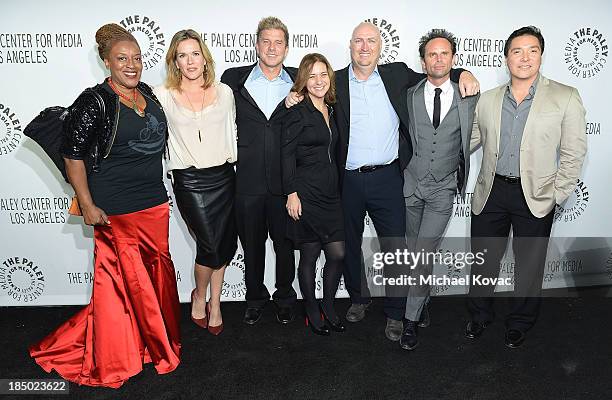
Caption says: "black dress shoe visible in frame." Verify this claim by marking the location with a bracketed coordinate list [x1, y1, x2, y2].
[465, 320, 488, 339]
[385, 318, 403, 341]
[505, 329, 525, 348]
[346, 301, 371, 322]
[243, 307, 263, 325]
[418, 304, 430, 328]
[276, 306, 295, 324]
[399, 319, 419, 351]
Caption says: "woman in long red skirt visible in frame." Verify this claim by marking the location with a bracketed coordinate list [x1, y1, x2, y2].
[28, 23, 181, 388]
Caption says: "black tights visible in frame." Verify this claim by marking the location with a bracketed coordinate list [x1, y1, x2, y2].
[298, 241, 345, 327]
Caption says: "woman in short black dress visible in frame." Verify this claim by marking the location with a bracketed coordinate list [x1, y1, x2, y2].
[281, 53, 345, 335]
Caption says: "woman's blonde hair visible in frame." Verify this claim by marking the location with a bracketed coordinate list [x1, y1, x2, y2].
[165, 29, 215, 90]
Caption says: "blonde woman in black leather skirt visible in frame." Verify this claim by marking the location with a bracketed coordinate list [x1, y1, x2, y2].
[155, 29, 237, 336]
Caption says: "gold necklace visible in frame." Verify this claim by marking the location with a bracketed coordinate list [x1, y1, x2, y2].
[183, 88, 206, 142]
[108, 78, 145, 117]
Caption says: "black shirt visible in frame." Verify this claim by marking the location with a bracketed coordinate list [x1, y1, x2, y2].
[88, 83, 168, 215]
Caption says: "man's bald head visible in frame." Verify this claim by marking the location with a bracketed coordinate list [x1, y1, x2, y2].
[351, 22, 381, 41]
[350, 21, 382, 74]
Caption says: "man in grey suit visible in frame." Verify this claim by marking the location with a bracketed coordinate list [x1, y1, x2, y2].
[399, 29, 479, 351]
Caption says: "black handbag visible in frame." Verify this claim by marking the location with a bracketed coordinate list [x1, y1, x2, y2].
[24, 88, 105, 182]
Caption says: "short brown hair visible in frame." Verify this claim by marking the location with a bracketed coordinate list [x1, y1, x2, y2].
[95, 23, 139, 61]
[256, 16, 289, 45]
[164, 29, 215, 91]
[291, 53, 336, 104]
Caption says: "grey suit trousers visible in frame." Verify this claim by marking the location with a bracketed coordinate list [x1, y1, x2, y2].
[404, 173, 456, 321]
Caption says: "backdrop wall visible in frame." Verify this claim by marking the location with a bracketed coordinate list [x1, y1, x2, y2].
[1, 0, 610, 306]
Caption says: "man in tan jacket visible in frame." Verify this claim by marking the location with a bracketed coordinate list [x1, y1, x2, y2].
[466, 26, 586, 348]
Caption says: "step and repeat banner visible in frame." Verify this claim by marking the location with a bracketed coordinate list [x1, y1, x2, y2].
[1, 0, 611, 306]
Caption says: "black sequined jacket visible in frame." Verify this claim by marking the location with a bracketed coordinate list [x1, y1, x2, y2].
[61, 80, 164, 173]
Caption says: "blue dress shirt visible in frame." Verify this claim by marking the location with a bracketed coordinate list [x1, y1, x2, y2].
[244, 63, 294, 120]
[345, 65, 400, 170]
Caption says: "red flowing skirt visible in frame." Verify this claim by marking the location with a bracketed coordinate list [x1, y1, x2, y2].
[29, 202, 181, 388]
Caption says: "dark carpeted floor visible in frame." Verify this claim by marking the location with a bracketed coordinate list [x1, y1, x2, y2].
[1, 294, 611, 400]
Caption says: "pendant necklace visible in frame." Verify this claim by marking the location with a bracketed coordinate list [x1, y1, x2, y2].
[184, 88, 206, 142]
[108, 78, 145, 117]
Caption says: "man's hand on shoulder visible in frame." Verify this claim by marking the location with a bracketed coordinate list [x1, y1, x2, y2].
[285, 91, 304, 108]
[458, 71, 480, 97]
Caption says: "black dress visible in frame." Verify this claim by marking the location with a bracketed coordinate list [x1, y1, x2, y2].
[281, 98, 344, 244]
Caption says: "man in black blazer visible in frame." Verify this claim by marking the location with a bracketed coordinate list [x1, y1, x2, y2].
[333, 22, 479, 341]
[220, 17, 298, 325]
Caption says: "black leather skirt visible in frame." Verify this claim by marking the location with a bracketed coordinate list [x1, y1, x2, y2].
[172, 164, 237, 268]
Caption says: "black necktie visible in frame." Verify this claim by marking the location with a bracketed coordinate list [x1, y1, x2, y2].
[433, 87, 442, 129]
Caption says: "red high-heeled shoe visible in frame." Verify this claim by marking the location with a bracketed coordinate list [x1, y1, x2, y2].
[206, 302, 224, 336]
[190, 289, 208, 329]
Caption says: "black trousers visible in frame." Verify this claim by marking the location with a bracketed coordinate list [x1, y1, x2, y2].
[235, 192, 297, 308]
[468, 176, 554, 332]
[342, 162, 407, 321]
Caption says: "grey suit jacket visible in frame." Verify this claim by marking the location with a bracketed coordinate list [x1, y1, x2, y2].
[404, 78, 479, 198]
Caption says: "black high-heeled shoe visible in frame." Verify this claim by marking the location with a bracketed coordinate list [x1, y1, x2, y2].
[305, 315, 330, 336]
[319, 303, 346, 333]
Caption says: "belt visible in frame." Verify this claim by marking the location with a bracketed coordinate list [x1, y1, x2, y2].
[495, 174, 521, 184]
[356, 160, 397, 173]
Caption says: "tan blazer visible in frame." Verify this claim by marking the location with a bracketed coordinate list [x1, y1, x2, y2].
[470, 74, 587, 218]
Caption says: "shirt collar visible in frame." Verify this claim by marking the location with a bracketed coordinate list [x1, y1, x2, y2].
[506, 73, 539, 98]
[425, 78, 452, 95]
[349, 64, 380, 82]
[250, 62, 292, 83]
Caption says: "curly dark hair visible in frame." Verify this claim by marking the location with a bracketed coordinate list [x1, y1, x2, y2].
[418, 29, 457, 59]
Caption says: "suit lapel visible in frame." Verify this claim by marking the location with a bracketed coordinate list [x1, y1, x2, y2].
[493, 85, 505, 153]
[410, 79, 426, 146]
[453, 83, 469, 148]
[336, 66, 350, 123]
[520, 74, 547, 148]
[379, 66, 402, 120]
[270, 100, 288, 120]
[238, 63, 261, 112]
[239, 86, 260, 112]
[269, 66, 297, 120]
[285, 65, 298, 82]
